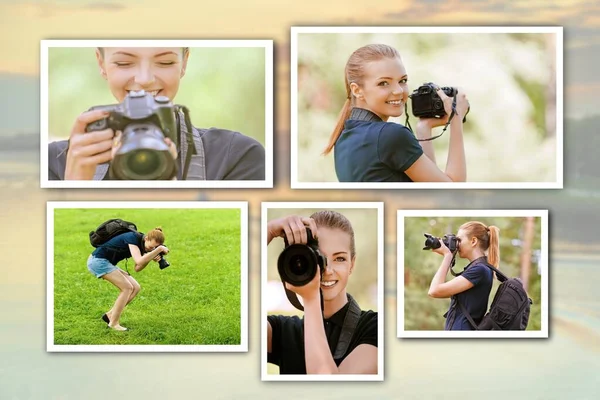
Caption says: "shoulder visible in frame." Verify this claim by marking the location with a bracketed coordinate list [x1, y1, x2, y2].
[462, 263, 493, 283]
[378, 122, 416, 143]
[48, 139, 69, 156]
[197, 127, 264, 151]
[48, 140, 69, 179]
[267, 314, 301, 328]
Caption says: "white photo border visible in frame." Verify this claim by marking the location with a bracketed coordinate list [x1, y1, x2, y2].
[290, 26, 564, 190]
[46, 200, 249, 352]
[396, 209, 549, 339]
[261, 201, 385, 381]
[40, 39, 273, 189]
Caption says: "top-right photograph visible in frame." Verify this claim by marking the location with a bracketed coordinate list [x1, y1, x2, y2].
[291, 27, 563, 189]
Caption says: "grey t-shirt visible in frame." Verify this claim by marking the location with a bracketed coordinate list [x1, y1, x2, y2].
[48, 127, 265, 181]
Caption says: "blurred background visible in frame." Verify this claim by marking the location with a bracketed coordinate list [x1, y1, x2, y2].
[47, 46, 266, 146]
[403, 216, 543, 331]
[265, 207, 380, 374]
[296, 32, 558, 183]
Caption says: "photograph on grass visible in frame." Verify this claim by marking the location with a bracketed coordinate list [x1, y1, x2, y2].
[40, 39, 273, 189]
[46, 201, 248, 352]
[261, 202, 384, 381]
[291, 26, 562, 189]
[397, 209, 548, 338]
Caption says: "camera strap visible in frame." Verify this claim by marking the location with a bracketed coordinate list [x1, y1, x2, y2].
[176, 107, 206, 180]
[283, 285, 325, 315]
[333, 293, 361, 360]
[413, 94, 458, 142]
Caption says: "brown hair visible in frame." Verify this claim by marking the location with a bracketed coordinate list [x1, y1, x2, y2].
[310, 210, 356, 259]
[459, 221, 500, 267]
[323, 44, 402, 155]
[146, 227, 165, 244]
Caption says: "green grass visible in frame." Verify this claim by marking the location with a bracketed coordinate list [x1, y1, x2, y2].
[53, 208, 242, 346]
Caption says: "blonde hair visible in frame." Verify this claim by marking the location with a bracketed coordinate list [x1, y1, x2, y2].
[459, 221, 500, 268]
[310, 210, 356, 259]
[323, 44, 402, 155]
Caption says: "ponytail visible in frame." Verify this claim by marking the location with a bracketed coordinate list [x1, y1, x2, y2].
[487, 225, 500, 268]
[323, 77, 353, 156]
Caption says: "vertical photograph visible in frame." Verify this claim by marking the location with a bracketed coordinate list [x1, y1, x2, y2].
[41, 39, 273, 188]
[261, 202, 384, 381]
[291, 26, 562, 189]
[397, 210, 548, 338]
[46, 201, 248, 352]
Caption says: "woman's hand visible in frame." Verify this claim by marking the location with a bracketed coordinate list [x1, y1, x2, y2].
[158, 245, 169, 255]
[284, 270, 321, 302]
[266, 215, 318, 246]
[65, 110, 115, 180]
[432, 238, 452, 256]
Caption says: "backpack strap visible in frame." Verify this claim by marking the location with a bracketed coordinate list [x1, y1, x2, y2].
[482, 262, 509, 282]
[333, 293, 361, 360]
[177, 109, 207, 180]
[455, 296, 479, 330]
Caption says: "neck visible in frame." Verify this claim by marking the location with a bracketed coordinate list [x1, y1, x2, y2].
[322, 290, 349, 319]
[468, 251, 486, 262]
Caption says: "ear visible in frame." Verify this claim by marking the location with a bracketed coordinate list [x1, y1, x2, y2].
[349, 82, 363, 100]
[470, 236, 478, 247]
[180, 50, 190, 78]
[95, 49, 107, 80]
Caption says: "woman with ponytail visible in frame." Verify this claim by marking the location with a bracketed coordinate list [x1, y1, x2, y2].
[87, 226, 169, 331]
[427, 221, 500, 330]
[324, 44, 469, 183]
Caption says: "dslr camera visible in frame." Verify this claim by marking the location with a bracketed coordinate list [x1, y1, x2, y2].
[422, 233, 460, 253]
[410, 82, 468, 122]
[277, 228, 327, 287]
[86, 90, 179, 180]
[158, 254, 171, 270]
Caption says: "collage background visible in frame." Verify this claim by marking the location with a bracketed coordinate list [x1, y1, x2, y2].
[1, 0, 599, 399]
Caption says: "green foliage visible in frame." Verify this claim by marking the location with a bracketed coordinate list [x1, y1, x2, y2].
[296, 32, 556, 182]
[47, 47, 266, 145]
[53, 207, 242, 345]
[403, 216, 542, 331]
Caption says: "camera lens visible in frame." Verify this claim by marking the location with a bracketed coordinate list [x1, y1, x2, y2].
[277, 245, 319, 287]
[127, 150, 161, 176]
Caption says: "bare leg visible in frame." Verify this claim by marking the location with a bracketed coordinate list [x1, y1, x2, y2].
[106, 270, 141, 320]
[101, 270, 133, 331]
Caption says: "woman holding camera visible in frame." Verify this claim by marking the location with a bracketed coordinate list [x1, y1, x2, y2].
[428, 221, 500, 330]
[48, 46, 265, 181]
[87, 227, 169, 331]
[266, 211, 378, 375]
[324, 43, 468, 183]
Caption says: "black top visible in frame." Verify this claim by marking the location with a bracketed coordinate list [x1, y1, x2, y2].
[91, 231, 144, 266]
[334, 108, 423, 182]
[445, 256, 494, 330]
[48, 127, 265, 181]
[267, 301, 378, 374]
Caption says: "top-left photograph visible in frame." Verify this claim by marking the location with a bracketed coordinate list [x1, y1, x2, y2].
[41, 40, 273, 189]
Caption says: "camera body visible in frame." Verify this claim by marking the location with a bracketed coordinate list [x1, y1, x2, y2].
[85, 90, 179, 180]
[423, 233, 460, 253]
[277, 228, 327, 287]
[410, 82, 468, 121]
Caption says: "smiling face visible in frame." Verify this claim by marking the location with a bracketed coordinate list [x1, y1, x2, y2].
[316, 227, 355, 305]
[350, 57, 409, 121]
[96, 47, 189, 103]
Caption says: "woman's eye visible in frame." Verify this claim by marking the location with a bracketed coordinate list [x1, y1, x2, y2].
[378, 81, 388, 86]
[158, 61, 176, 66]
[114, 62, 132, 67]
[400, 78, 408, 84]
[335, 257, 346, 262]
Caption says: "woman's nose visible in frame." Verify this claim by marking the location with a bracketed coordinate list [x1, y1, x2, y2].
[134, 66, 156, 86]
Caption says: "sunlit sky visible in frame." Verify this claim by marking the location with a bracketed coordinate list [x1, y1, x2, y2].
[0, 0, 598, 117]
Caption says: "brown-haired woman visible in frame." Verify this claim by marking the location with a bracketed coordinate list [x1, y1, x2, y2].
[427, 221, 500, 330]
[266, 211, 378, 374]
[324, 43, 468, 183]
[86, 227, 169, 331]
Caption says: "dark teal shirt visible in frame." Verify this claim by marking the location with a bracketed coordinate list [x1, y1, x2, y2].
[334, 110, 423, 182]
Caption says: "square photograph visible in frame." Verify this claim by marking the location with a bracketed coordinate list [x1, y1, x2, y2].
[291, 26, 563, 189]
[41, 39, 273, 188]
[46, 201, 248, 352]
[261, 202, 384, 381]
[397, 209, 548, 338]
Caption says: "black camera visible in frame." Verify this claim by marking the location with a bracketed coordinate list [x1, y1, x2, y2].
[422, 233, 460, 252]
[410, 82, 468, 121]
[277, 228, 327, 287]
[86, 90, 179, 180]
[158, 254, 170, 270]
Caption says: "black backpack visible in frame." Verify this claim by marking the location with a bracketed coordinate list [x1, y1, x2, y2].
[89, 219, 140, 248]
[456, 263, 533, 331]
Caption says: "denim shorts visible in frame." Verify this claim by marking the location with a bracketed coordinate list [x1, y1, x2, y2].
[87, 255, 119, 278]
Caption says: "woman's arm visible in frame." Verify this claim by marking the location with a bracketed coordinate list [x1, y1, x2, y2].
[128, 244, 168, 272]
[428, 241, 474, 298]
